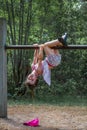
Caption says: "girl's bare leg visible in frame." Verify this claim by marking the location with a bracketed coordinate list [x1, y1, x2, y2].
[44, 39, 63, 48]
[40, 44, 60, 56]
[44, 33, 67, 47]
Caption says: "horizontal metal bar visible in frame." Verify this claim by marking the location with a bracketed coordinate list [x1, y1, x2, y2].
[5, 45, 87, 50]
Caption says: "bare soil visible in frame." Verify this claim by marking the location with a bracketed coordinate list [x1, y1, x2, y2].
[0, 104, 87, 130]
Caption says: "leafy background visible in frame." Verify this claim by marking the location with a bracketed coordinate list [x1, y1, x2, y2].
[0, 0, 87, 99]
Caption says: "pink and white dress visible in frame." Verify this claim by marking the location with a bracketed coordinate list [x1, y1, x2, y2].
[43, 54, 61, 86]
[31, 54, 61, 86]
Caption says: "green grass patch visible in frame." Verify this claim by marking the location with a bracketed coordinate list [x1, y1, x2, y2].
[8, 95, 87, 106]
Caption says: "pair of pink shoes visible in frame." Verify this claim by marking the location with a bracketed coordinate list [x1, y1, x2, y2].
[23, 118, 39, 127]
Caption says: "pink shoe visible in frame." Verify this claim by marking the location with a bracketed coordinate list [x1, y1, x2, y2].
[23, 118, 39, 127]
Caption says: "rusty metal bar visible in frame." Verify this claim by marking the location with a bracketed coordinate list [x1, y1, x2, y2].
[5, 45, 87, 50]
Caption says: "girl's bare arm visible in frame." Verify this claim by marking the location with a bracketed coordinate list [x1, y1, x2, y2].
[32, 44, 39, 65]
[36, 45, 44, 74]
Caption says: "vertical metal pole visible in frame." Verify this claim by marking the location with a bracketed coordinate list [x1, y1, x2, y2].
[0, 18, 7, 118]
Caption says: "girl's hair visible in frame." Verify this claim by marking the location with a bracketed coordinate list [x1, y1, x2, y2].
[24, 78, 39, 90]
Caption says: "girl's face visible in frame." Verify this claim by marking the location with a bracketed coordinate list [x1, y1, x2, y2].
[27, 71, 37, 85]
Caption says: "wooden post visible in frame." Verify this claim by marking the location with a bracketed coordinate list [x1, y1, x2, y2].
[0, 18, 7, 118]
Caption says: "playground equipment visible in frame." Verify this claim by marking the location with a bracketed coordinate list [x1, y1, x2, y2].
[0, 18, 87, 118]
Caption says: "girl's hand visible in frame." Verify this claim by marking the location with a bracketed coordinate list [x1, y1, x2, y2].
[39, 44, 44, 48]
[33, 44, 39, 47]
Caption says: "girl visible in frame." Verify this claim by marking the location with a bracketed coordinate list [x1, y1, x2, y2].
[25, 33, 67, 87]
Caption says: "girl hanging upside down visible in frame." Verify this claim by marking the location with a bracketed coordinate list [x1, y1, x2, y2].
[25, 33, 67, 87]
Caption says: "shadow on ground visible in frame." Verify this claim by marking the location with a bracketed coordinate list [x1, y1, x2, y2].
[0, 118, 81, 130]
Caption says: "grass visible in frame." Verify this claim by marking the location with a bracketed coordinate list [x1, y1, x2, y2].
[8, 95, 87, 106]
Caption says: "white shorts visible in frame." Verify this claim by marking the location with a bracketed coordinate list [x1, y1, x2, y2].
[45, 54, 61, 67]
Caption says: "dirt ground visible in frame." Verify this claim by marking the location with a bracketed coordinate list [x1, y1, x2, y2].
[0, 104, 87, 130]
